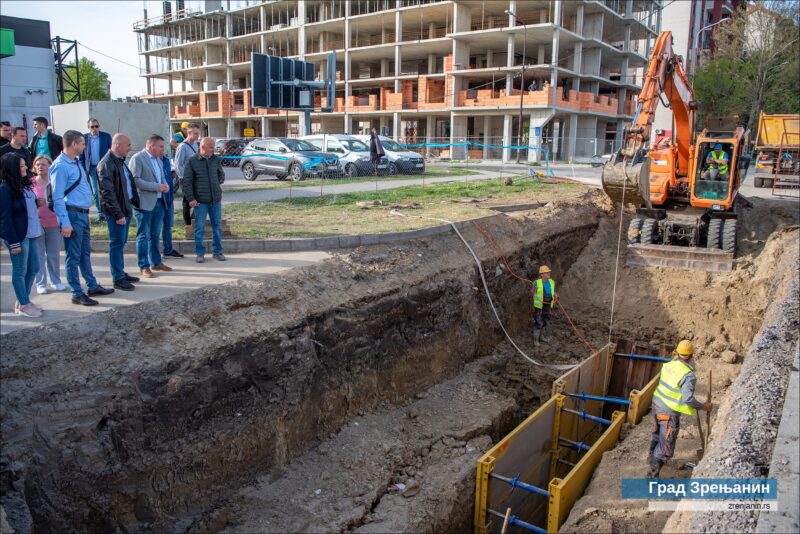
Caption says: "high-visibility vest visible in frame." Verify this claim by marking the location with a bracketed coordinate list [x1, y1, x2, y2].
[533, 278, 556, 309]
[653, 360, 696, 416]
[710, 150, 729, 174]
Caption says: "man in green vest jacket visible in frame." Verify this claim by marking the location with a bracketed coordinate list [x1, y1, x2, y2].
[532, 265, 557, 347]
[648, 339, 713, 478]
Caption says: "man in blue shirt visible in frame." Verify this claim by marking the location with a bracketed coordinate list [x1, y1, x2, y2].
[50, 130, 114, 305]
[80, 118, 112, 222]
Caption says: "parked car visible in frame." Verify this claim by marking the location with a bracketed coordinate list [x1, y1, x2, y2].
[353, 135, 425, 174]
[215, 138, 250, 167]
[300, 134, 387, 177]
[238, 138, 341, 181]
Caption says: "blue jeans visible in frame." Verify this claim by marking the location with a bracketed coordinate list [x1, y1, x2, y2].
[134, 200, 165, 270]
[63, 210, 99, 297]
[4, 237, 40, 306]
[107, 216, 131, 281]
[162, 200, 175, 254]
[89, 166, 104, 220]
[193, 202, 223, 256]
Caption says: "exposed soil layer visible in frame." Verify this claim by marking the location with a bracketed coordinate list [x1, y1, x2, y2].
[559, 199, 800, 534]
[0, 194, 604, 533]
[2, 192, 797, 534]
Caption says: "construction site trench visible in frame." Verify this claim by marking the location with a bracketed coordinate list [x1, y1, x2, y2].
[1, 190, 798, 534]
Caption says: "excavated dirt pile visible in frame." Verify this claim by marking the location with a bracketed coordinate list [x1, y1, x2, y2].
[1, 190, 797, 534]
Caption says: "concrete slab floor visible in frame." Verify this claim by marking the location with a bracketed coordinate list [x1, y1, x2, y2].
[0, 250, 330, 335]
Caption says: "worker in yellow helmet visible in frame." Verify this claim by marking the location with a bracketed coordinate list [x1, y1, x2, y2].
[532, 265, 558, 347]
[647, 339, 713, 478]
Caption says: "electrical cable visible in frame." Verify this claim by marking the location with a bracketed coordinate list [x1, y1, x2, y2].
[77, 41, 142, 71]
[390, 210, 575, 370]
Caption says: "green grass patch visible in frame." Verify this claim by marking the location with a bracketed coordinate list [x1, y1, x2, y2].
[89, 177, 584, 241]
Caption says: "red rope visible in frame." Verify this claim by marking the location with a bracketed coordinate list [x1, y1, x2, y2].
[472, 221, 597, 353]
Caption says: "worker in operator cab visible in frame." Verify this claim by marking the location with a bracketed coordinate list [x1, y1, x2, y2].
[702, 143, 730, 182]
[532, 265, 557, 347]
[647, 340, 713, 478]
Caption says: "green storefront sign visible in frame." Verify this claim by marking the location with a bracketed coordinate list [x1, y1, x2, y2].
[0, 28, 16, 59]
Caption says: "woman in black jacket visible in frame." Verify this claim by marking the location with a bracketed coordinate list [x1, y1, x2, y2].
[0, 153, 43, 317]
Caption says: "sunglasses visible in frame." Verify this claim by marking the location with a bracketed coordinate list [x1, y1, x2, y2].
[90, 125, 100, 129]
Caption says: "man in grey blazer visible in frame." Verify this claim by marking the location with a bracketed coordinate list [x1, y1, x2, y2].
[128, 134, 173, 277]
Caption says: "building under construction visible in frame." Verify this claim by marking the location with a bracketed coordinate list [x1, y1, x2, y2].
[135, 0, 661, 161]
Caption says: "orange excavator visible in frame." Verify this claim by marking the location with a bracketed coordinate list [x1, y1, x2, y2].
[602, 31, 749, 272]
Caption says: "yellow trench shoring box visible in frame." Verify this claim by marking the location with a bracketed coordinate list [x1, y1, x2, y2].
[474, 339, 670, 534]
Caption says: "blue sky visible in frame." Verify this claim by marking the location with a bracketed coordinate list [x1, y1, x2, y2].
[1, 1, 259, 98]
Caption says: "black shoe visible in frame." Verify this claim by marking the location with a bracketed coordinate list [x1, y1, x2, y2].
[113, 280, 135, 291]
[72, 293, 98, 306]
[124, 273, 140, 283]
[165, 250, 185, 258]
[88, 285, 115, 296]
[646, 461, 664, 478]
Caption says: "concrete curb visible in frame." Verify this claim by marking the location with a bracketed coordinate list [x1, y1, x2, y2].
[89, 214, 504, 254]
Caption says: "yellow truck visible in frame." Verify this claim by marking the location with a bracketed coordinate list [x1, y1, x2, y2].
[753, 112, 800, 188]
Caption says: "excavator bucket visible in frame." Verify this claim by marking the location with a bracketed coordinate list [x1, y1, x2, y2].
[601, 153, 652, 209]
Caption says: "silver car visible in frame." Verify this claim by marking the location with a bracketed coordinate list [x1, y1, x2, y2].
[239, 137, 341, 181]
[300, 134, 380, 177]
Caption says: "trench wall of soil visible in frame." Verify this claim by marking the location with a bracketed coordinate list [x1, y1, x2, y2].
[0, 195, 606, 532]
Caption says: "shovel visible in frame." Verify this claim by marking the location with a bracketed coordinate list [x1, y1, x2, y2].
[694, 371, 713, 460]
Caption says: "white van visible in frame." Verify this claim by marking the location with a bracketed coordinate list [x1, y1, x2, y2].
[300, 134, 386, 177]
[353, 135, 426, 175]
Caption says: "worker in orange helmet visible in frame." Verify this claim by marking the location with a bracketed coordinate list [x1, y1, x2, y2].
[647, 339, 713, 478]
[532, 265, 558, 347]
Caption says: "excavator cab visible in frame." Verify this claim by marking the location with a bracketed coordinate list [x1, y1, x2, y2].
[693, 141, 734, 202]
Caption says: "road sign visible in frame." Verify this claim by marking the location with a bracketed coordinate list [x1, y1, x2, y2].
[534, 126, 542, 138]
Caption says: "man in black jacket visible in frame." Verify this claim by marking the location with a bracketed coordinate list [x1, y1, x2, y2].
[29, 117, 63, 161]
[98, 133, 140, 291]
[183, 137, 225, 263]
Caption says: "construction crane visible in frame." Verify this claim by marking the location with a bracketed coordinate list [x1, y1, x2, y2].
[602, 31, 748, 272]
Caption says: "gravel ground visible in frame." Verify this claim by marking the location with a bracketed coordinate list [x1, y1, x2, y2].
[664, 229, 800, 534]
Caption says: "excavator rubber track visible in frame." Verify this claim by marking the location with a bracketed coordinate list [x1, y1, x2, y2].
[600, 154, 652, 209]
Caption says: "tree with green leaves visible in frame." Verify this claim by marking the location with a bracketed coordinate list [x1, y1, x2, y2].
[695, 0, 800, 132]
[65, 58, 111, 102]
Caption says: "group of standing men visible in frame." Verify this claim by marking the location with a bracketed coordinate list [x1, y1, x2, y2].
[0, 117, 228, 305]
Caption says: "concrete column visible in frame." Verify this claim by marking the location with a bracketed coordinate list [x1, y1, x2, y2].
[394, 46, 402, 92]
[428, 21, 437, 38]
[576, 4, 584, 36]
[428, 53, 436, 74]
[550, 27, 561, 91]
[395, 9, 402, 42]
[344, 114, 352, 134]
[261, 117, 270, 137]
[507, 0, 517, 26]
[483, 115, 491, 159]
[297, 1, 306, 58]
[506, 34, 515, 96]
[453, 2, 471, 32]
[381, 58, 390, 77]
[502, 114, 513, 162]
[486, 49, 494, 68]
[566, 113, 578, 161]
[426, 114, 435, 155]
[552, 119, 561, 161]
[450, 114, 468, 160]
[529, 113, 540, 162]
[393, 112, 401, 138]
[260, 5, 267, 52]
[379, 115, 388, 134]
[537, 44, 545, 65]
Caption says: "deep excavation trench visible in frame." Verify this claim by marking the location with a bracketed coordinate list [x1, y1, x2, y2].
[1, 191, 797, 534]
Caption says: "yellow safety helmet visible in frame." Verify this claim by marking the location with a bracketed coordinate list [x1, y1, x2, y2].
[675, 339, 694, 359]
[180, 121, 190, 129]
[539, 265, 552, 275]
